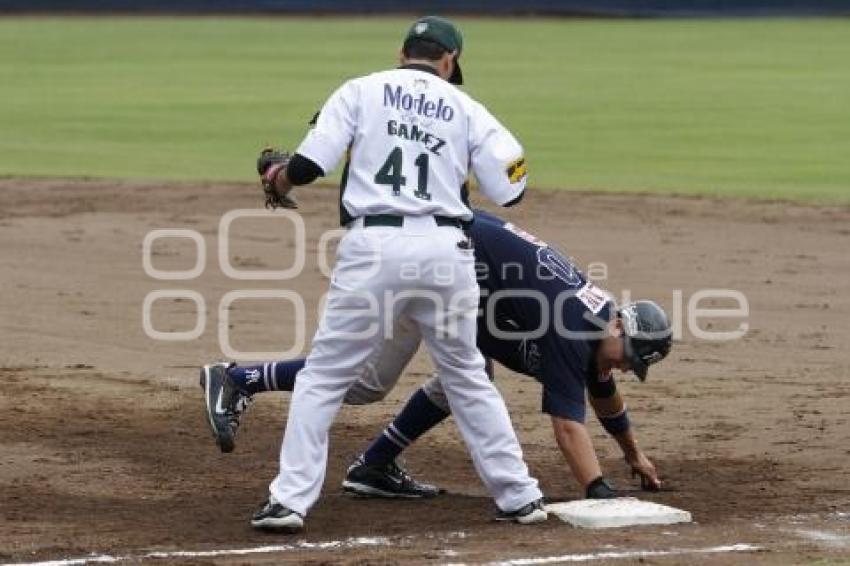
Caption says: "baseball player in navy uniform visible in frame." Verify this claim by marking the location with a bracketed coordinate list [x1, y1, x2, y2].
[202, 209, 673, 505]
[208, 16, 548, 532]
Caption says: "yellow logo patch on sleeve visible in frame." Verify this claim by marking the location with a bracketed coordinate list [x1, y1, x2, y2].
[506, 157, 528, 184]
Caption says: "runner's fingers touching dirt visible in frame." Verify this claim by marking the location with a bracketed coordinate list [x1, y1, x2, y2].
[626, 451, 662, 491]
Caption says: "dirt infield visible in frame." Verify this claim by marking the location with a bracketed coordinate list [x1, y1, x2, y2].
[1, 179, 849, 565]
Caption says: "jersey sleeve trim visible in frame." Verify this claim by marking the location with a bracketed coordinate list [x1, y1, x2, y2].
[491, 179, 526, 207]
[293, 141, 337, 178]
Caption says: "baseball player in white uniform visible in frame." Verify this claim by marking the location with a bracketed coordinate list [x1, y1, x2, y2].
[223, 16, 546, 532]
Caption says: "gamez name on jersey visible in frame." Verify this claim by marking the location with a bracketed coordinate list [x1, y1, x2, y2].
[387, 120, 446, 155]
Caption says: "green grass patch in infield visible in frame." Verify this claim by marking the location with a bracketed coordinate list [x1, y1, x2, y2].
[0, 16, 848, 202]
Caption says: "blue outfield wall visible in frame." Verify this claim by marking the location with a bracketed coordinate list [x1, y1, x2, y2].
[0, 0, 848, 17]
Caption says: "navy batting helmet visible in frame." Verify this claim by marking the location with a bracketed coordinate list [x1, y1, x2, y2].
[619, 300, 672, 381]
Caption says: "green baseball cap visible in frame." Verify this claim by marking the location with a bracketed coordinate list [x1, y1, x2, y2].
[403, 16, 464, 85]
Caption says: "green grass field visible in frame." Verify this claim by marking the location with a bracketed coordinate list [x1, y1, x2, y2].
[1, 17, 848, 201]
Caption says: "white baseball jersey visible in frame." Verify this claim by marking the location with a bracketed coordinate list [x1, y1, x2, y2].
[296, 66, 528, 221]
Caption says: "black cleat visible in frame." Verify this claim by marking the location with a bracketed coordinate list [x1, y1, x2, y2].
[342, 455, 441, 499]
[586, 476, 619, 499]
[251, 498, 304, 532]
[199, 362, 250, 453]
[495, 498, 548, 524]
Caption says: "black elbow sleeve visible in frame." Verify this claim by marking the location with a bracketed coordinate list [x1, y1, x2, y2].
[286, 153, 324, 186]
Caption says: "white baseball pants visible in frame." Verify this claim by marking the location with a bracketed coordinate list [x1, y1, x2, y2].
[269, 216, 542, 515]
[340, 314, 466, 415]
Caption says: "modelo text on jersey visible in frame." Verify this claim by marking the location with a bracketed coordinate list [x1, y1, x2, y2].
[383, 84, 455, 122]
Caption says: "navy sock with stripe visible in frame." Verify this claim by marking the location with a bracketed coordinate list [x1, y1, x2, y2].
[363, 387, 450, 467]
[228, 360, 305, 395]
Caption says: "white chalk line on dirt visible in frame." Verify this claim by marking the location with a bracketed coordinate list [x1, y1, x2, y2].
[3, 540, 764, 566]
[446, 543, 763, 566]
[1, 536, 390, 566]
[794, 528, 850, 548]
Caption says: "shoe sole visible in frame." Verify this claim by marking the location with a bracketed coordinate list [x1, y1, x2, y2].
[251, 515, 304, 532]
[200, 364, 234, 454]
[341, 480, 438, 499]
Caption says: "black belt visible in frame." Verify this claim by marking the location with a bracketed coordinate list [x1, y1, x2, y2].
[361, 214, 464, 229]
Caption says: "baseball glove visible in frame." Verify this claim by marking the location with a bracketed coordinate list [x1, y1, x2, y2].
[257, 148, 297, 209]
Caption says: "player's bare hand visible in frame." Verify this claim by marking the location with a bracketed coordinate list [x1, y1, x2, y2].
[626, 450, 661, 491]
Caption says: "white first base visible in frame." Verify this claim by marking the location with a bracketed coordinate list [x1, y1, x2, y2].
[545, 498, 692, 529]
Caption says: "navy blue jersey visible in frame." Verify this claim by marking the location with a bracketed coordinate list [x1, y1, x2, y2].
[469, 210, 614, 422]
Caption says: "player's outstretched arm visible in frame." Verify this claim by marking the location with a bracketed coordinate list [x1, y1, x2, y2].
[588, 388, 662, 491]
[550, 415, 604, 493]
